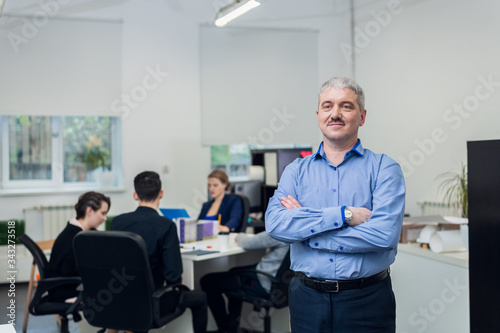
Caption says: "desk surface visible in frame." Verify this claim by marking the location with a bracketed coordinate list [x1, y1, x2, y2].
[398, 243, 468, 268]
[180, 238, 245, 261]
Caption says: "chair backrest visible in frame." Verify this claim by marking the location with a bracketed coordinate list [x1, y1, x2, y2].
[268, 249, 292, 309]
[22, 238, 55, 333]
[73, 231, 156, 332]
[234, 194, 250, 233]
[18, 234, 51, 280]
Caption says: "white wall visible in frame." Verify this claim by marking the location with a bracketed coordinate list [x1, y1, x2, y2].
[0, 0, 348, 220]
[1, 0, 497, 221]
[353, 0, 500, 215]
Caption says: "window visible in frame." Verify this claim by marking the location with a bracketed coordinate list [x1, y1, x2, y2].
[210, 145, 251, 179]
[1, 115, 122, 191]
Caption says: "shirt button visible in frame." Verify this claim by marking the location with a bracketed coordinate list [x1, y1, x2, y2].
[334, 223, 338, 227]
[333, 167, 337, 171]
[339, 246, 344, 251]
[329, 258, 334, 263]
[314, 242, 319, 247]
[310, 229, 315, 233]
[333, 189, 336, 192]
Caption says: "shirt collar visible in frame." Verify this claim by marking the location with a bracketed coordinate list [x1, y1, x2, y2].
[136, 206, 160, 215]
[313, 139, 364, 160]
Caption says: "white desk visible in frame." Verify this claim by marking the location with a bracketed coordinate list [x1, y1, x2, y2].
[391, 243, 469, 333]
[159, 237, 281, 333]
[180, 237, 265, 290]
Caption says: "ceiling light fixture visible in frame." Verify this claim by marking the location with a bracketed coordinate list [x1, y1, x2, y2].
[214, 0, 261, 28]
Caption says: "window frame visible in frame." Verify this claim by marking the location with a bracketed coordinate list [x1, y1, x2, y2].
[0, 115, 123, 193]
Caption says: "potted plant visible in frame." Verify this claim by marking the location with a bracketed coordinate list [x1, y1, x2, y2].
[81, 135, 110, 171]
[436, 163, 468, 248]
[81, 135, 113, 187]
[437, 163, 468, 218]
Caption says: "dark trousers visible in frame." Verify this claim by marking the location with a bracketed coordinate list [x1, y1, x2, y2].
[200, 265, 268, 333]
[160, 289, 207, 333]
[182, 290, 208, 333]
[289, 274, 396, 333]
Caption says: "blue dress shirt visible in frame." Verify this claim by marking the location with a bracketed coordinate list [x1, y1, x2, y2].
[265, 140, 406, 280]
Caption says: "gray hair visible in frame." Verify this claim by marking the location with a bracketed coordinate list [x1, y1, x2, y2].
[317, 77, 365, 111]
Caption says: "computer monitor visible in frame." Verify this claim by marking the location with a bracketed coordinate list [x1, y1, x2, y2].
[231, 180, 262, 213]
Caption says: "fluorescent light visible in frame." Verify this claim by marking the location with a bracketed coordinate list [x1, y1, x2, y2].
[215, 0, 261, 27]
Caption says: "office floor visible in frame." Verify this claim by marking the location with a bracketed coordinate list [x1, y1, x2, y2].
[0, 283, 178, 332]
[0, 282, 284, 333]
[0, 282, 78, 332]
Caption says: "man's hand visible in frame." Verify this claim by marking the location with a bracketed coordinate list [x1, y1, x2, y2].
[348, 206, 371, 226]
[281, 195, 302, 209]
[280, 196, 371, 227]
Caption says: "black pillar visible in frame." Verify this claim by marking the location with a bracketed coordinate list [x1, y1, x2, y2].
[467, 139, 500, 332]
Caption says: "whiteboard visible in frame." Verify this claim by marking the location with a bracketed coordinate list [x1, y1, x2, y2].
[200, 25, 319, 146]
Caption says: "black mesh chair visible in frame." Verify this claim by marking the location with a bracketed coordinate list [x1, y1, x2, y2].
[18, 234, 82, 333]
[73, 230, 188, 332]
[228, 250, 292, 333]
[234, 194, 251, 233]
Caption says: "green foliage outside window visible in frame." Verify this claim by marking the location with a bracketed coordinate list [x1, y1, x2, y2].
[211, 145, 251, 178]
[80, 134, 111, 171]
[63, 117, 112, 171]
[0, 220, 25, 246]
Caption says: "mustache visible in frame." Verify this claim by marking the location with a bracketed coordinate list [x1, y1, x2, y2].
[327, 118, 345, 125]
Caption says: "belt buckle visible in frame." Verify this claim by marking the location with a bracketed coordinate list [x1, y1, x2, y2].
[324, 280, 339, 292]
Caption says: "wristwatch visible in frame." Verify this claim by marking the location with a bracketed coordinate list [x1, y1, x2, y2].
[344, 207, 353, 225]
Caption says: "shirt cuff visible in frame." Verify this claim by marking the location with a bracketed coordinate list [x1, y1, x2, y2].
[323, 206, 344, 230]
[341, 206, 349, 228]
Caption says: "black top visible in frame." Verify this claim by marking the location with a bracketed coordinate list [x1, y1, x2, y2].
[47, 222, 83, 300]
[111, 206, 182, 289]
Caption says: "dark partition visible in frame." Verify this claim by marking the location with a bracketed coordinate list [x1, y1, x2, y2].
[467, 139, 500, 332]
[251, 147, 312, 215]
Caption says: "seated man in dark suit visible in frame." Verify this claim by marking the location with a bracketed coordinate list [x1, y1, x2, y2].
[111, 171, 207, 333]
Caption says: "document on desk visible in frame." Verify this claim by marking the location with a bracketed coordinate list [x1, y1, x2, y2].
[182, 250, 219, 256]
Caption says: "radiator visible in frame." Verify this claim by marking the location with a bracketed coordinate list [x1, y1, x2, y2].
[24, 205, 75, 241]
[418, 201, 459, 217]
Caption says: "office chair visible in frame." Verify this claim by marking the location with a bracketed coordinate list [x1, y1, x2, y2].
[18, 234, 82, 333]
[22, 238, 56, 333]
[228, 250, 292, 333]
[73, 231, 188, 332]
[234, 193, 250, 233]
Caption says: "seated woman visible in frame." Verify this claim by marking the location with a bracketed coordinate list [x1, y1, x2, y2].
[47, 191, 110, 301]
[197, 169, 242, 232]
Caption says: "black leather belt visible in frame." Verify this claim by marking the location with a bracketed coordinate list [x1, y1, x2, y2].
[295, 269, 389, 293]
